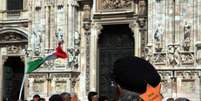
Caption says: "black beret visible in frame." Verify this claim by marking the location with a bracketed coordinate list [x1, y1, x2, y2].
[113, 56, 161, 94]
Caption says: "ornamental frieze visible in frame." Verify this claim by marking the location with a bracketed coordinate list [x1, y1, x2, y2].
[97, 0, 133, 11]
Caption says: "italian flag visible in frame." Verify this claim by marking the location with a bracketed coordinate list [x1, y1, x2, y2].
[26, 44, 68, 73]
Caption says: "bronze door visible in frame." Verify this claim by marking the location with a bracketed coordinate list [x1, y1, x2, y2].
[98, 24, 134, 99]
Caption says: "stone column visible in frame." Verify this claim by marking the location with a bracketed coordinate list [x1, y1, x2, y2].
[0, 50, 7, 101]
[28, 78, 34, 100]
[45, 5, 49, 49]
[129, 21, 138, 56]
[82, 2, 92, 95]
[90, 23, 102, 91]
[137, 17, 147, 58]
[67, 0, 78, 48]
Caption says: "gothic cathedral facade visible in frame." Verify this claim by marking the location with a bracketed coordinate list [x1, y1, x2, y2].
[0, 0, 200, 101]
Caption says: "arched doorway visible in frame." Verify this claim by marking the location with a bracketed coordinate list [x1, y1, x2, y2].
[3, 56, 24, 101]
[0, 29, 28, 101]
[98, 24, 134, 99]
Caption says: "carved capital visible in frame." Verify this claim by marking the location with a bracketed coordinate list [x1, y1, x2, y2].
[94, 24, 103, 35]
[68, 0, 79, 6]
[2, 56, 8, 63]
[176, 71, 199, 79]
[129, 22, 137, 34]
[83, 22, 91, 31]
[158, 71, 172, 79]
[137, 17, 146, 28]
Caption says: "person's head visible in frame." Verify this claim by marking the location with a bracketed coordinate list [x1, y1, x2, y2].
[88, 92, 98, 101]
[98, 96, 109, 101]
[49, 94, 62, 101]
[175, 97, 190, 101]
[113, 56, 161, 101]
[70, 93, 79, 101]
[61, 92, 71, 101]
[167, 98, 174, 101]
[33, 94, 40, 101]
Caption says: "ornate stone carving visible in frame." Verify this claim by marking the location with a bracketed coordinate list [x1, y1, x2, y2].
[129, 22, 137, 35]
[70, 77, 79, 89]
[183, 22, 191, 51]
[83, 22, 91, 32]
[31, 29, 42, 56]
[144, 44, 153, 62]
[94, 24, 103, 35]
[7, 45, 22, 54]
[180, 51, 194, 65]
[55, 28, 64, 44]
[50, 73, 70, 78]
[196, 42, 201, 64]
[167, 44, 181, 66]
[83, 3, 92, 93]
[158, 71, 172, 79]
[102, 0, 132, 9]
[32, 79, 45, 93]
[154, 24, 164, 52]
[153, 52, 166, 64]
[0, 32, 27, 43]
[29, 73, 48, 78]
[67, 48, 80, 69]
[83, 4, 91, 21]
[54, 79, 67, 93]
[176, 71, 199, 79]
[137, 17, 146, 28]
[74, 31, 81, 48]
[138, 0, 146, 16]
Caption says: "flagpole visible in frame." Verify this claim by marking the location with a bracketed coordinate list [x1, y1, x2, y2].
[18, 53, 28, 101]
[18, 73, 26, 100]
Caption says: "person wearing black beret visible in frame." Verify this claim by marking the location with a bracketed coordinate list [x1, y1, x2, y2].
[112, 56, 162, 101]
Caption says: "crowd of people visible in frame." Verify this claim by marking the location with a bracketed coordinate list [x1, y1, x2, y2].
[31, 91, 109, 101]
[30, 90, 190, 101]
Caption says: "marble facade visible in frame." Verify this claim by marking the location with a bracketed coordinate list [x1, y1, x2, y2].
[0, 0, 201, 101]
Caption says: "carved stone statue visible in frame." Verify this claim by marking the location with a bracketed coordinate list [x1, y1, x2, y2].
[154, 24, 163, 42]
[139, 0, 146, 16]
[154, 24, 163, 52]
[56, 28, 64, 44]
[31, 28, 42, 55]
[74, 31, 80, 47]
[183, 22, 191, 51]
[83, 5, 91, 21]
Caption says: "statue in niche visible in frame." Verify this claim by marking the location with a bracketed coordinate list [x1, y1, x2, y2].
[55, 28, 64, 44]
[31, 28, 42, 56]
[154, 24, 163, 52]
[183, 22, 191, 51]
[139, 0, 146, 16]
[83, 5, 91, 21]
[74, 31, 80, 48]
